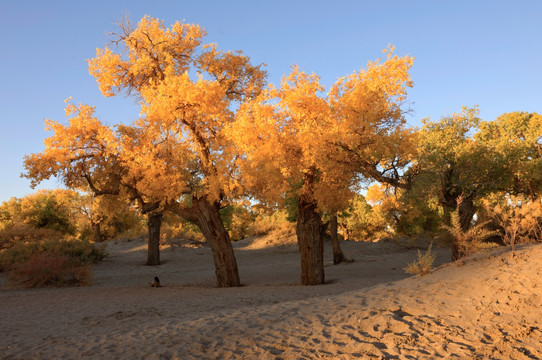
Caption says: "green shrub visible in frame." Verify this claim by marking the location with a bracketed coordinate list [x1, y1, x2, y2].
[18, 190, 78, 235]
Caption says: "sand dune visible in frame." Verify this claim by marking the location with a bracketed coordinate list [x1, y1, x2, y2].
[1, 236, 541, 359]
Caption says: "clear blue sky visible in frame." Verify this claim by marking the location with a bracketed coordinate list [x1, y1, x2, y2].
[1, 0, 541, 203]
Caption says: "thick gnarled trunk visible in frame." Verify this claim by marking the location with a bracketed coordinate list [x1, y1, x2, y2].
[146, 212, 162, 266]
[330, 213, 347, 265]
[297, 195, 325, 285]
[194, 198, 240, 287]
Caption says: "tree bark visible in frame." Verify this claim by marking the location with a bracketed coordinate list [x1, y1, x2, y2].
[297, 194, 326, 285]
[451, 238, 460, 261]
[193, 197, 241, 287]
[450, 196, 476, 261]
[458, 196, 476, 232]
[442, 206, 452, 227]
[146, 212, 162, 266]
[330, 213, 347, 265]
[91, 220, 103, 243]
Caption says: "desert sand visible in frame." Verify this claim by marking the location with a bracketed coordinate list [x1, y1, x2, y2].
[1, 235, 541, 359]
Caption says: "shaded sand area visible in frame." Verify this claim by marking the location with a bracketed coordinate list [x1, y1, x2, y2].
[1, 236, 541, 359]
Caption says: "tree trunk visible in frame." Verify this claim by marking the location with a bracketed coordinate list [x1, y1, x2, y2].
[91, 220, 103, 243]
[342, 222, 351, 241]
[194, 197, 240, 287]
[451, 239, 461, 261]
[458, 196, 476, 232]
[330, 213, 346, 265]
[297, 194, 325, 285]
[442, 206, 452, 227]
[146, 212, 162, 266]
[451, 196, 476, 261]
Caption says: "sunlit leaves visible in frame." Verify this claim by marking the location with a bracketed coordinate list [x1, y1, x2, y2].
[415, 106, 508, 209]
[23, 102, 120, 192]
[476, 112, 542, 200]
[88, 16, 206, 97]
[233, 48, 415, 214]
[27, 15, 268, 220]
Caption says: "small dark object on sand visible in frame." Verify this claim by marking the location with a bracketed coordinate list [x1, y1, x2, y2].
[150, 276, 161, 287]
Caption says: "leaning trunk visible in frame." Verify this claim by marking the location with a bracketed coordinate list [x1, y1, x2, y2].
[194, 198, 240, 287]
[146, 212, 162, 266]
[297, 195, 325, 285]
[330, 213, 346, 265]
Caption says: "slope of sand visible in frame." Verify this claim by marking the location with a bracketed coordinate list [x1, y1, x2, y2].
[1, 236, 541, 359]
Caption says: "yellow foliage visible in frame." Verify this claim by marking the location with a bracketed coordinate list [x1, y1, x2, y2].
[484, 196, 542, 247]
[25, 16, 267, 217]
[340, 194, 392, 241]
[88, 16, 206, 96]
[24, 103, 120, 193]
[366, 183, 397, 206]
[232, 47, 414, 213]
[25, 17, 418, 264]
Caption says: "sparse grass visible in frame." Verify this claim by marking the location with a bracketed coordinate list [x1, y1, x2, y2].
[404, 242, 436, 276]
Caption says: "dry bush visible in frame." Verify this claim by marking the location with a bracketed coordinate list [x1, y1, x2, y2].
[340, 194, 393, 242]
[486, 199, 542, 252]
[443, 210, 498, 260]
[111, 226, 148, 242]
[160, 221, 204, 244]
[0, 238, 106, 272]
[161, 230, 205, 250]
[246, 209, 294, 238]
[176, 228, 205, 243]
[0, 223, 63, 251]
[228, 207, 255, 241]
[404, 242, 436, 276]
[9, 251, 91, 287]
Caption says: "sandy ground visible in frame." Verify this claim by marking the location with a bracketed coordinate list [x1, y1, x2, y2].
[1, 235, 541, 359]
